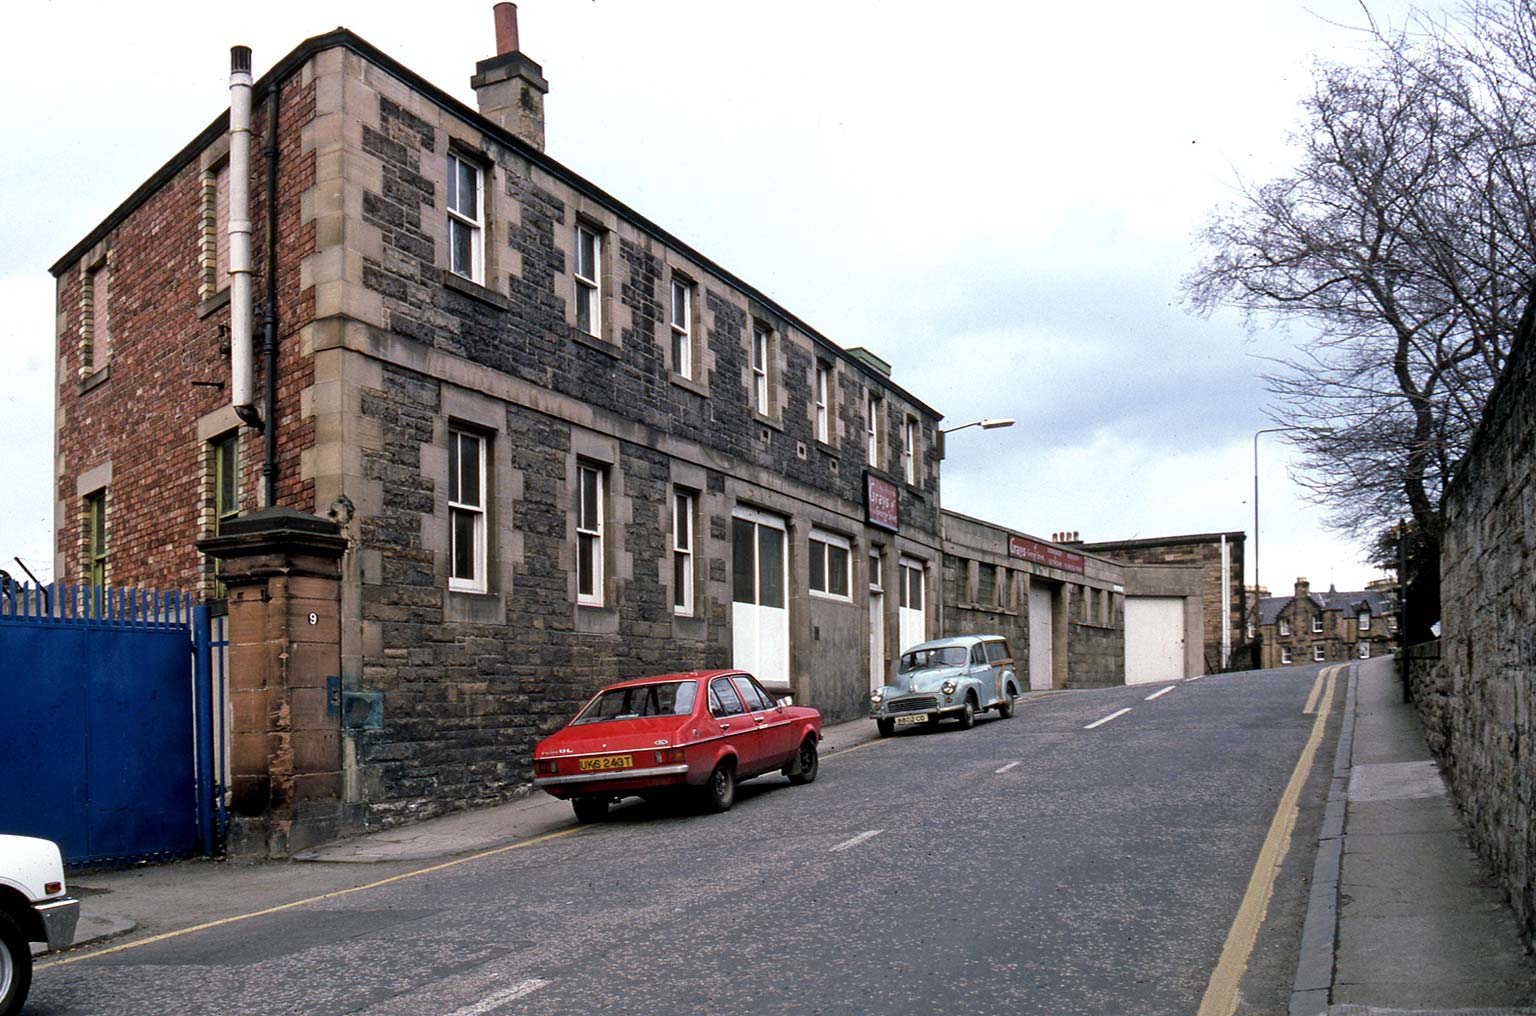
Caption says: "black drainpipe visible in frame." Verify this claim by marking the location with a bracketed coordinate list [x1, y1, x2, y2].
[261, 84, 279, 507]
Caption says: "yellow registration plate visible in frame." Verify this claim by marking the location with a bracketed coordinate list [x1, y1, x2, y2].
[894, 715, 927, 727]
[579, 754, 634, 772]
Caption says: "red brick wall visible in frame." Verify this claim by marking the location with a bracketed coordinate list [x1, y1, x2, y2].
[54, 75, 317, 594]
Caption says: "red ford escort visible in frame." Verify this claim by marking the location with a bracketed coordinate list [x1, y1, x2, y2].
[532, 670, 822, 822]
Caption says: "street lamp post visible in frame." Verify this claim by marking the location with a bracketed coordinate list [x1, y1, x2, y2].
[937, 418, 1014, 459]
[934, 418, 1014, 633]
[1247, 424, 1320, 599]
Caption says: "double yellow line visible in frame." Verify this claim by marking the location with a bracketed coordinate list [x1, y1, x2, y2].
[1197, 664, 1344, 1016]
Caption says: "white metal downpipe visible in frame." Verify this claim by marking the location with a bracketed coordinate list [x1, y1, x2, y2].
[228, 46, 258, 424]
[1221, 533, 1231, 670]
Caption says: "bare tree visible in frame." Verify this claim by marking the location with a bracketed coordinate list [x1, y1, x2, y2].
[1185, 1, 1536, 633]
[1185, 0, 1536, 632]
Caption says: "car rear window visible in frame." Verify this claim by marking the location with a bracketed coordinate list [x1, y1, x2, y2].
[572, 681, 697, 724]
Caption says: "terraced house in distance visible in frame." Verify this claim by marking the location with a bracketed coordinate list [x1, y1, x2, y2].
[49, 8, 946, 855]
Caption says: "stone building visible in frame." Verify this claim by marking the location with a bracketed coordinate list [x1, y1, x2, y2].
[1080, 531, 1246, 672]
[940, 511, 1126, 691]
[49, 18, 948, 849]
[1249, 577, 1398, 668]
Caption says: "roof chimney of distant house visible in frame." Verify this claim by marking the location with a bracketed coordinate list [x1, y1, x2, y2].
[1295, 577, 1310, 600]
[471, 3, 549, 151]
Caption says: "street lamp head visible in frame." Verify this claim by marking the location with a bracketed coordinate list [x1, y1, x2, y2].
[941, 417, 1016, 434]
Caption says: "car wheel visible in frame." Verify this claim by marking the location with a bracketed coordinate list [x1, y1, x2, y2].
[0, 908, 33, 1016]
[876, 717, 895, 738]
[701, 760, 736, 813]
[786, 736, 819, 785]
[956, 697, 976, 730]
[997, 690, 1016, 719]
[571, 797, 609, 823]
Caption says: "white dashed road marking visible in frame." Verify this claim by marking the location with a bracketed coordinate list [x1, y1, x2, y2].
[1145, 686, 1175, 702]
[445, 978, 551, 1015]
[1085, 707, 1133, 730]
[995, 761, 1021, 774]
[830, 830, 883, 852]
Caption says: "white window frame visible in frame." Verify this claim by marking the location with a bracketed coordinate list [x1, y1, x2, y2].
[808, 529, 852, 602]
[1280, 647, 1293, 664]
[814, 364, 830, 444]
[1358, 610, 1371, 631]
[866, 391, 881, 467]
[446, 153, 484, 284]
[751, 324, 770, 415]
[1313, 643, 1326, 662]
[673, 490, 695, 617]
[575, 224, 603, 337]
[1312, 614, 1324, 633]
[1359, 640, 1371, 659]
[577, 463, 604, 606]
[903, 415, 918, 485]
[670, 277, 693, 379]
[1279, 618, 1290, 636]
[448, 428, 488, 593]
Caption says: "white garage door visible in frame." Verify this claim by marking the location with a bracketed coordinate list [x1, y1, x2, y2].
[1125, 597, 1185, 685]
[1027, 581, 1054, 691]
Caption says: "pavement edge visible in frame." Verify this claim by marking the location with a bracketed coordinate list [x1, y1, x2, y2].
[1290, 663, 1358, 1016]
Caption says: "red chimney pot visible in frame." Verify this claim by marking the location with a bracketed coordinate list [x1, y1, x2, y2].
[493, 2, 520, 55]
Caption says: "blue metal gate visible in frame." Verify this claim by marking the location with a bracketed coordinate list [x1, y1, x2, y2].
[0, 582, 226, 866]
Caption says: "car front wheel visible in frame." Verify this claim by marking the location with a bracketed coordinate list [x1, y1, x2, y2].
[876, 717, 895, 738]
[956, 697, 976, 730]
[0, 908, 33, 1016]
[571, 797, 609, 823]
[786, 736, 819, 785]
[701, 761, 736, 813]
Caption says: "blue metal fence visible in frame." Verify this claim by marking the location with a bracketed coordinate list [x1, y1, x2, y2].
[0, 582, 227, 866]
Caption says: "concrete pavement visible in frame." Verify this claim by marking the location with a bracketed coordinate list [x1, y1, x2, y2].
[1291, 656, 1536, 1015]
[51, 671, 1536, 1012]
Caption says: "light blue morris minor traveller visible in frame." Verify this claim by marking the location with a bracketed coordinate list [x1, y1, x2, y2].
[869, 634, 1021, 736]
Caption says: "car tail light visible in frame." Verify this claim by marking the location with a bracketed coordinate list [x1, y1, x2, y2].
[44, 881, 62, 895]
[533, 758, 559, 776]
[654, 748, 686, 765]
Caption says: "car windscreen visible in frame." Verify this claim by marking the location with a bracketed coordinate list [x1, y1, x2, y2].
[572, 681, 698, 724]
[898, 646, 969, 672]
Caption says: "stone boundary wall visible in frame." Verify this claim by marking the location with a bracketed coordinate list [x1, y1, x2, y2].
[1432, 314, 1536, 951]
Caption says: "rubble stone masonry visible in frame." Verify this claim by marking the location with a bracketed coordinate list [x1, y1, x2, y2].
[1433, 317, 1536, 951]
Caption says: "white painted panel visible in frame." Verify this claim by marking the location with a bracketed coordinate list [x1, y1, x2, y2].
[869, 591, 886, 691]
[1125, 597, 1186, 685]
[1028, 582, 1053, 691]
[897, 557, 926, 653]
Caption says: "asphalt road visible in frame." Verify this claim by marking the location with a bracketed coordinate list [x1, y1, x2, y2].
[28, 665, 1339, 1016]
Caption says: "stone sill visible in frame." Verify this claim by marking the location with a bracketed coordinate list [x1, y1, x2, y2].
[440, 269, 512, 311]
[198, 288, 231, 320]
[78, 364, 111, 395]
[670, 373, 709, 398]
[572, 329, 621, 360]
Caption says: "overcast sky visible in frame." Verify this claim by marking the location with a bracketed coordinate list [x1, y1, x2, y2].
[0, 0, 1432, 594]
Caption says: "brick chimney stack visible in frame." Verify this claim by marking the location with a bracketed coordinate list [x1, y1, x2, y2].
[471, 3, 549, 151]
[1295, 577, 1310, 601]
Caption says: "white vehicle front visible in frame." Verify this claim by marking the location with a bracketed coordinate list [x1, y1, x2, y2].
[0, 834, 79, 1016]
